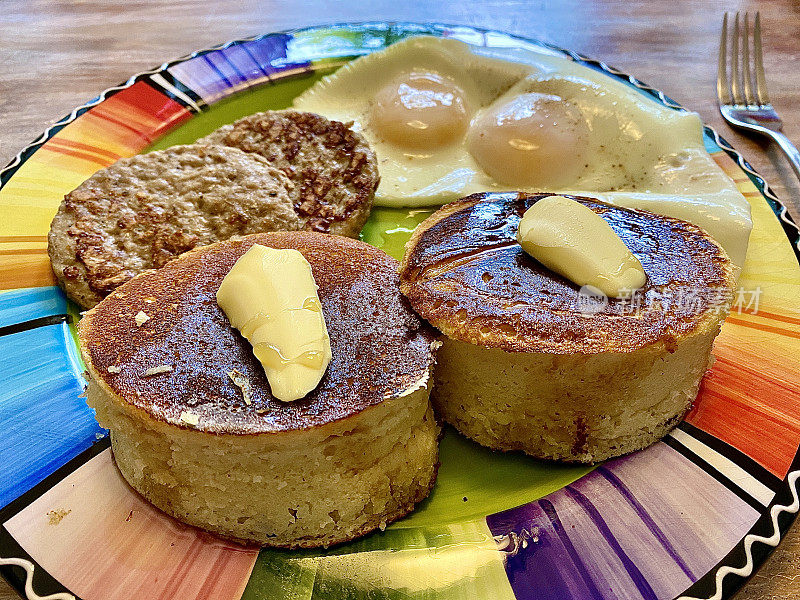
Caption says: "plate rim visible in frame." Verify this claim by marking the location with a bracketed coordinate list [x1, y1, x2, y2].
[0, 21, 798, 600]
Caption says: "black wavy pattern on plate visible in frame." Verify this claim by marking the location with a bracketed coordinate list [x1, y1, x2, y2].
[0, 531, 80, 600]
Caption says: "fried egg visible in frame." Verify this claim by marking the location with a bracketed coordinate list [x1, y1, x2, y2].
[294, 37, 529, 205]
[294, 36, 751, 267]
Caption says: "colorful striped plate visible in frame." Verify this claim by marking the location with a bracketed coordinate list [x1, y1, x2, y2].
[1, 23, 799, 600]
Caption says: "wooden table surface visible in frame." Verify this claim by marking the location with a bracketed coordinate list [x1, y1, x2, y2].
[1, 1, 798, 599]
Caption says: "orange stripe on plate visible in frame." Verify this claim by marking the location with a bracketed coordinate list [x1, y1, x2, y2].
[49, 138, 122, 162]
[737, 307, 800, 327]
[87, 106, 155, 144]
[712, 153, 737, 170]
[41, 144, 114, 168]
[725, 315, 800, 339]
[696, 386, 797, 429]
[686, 338, 800, 477]
[0, 248, 48, 256]
[0, 254, 55, 289]
[710, 355, 800, 397]
[0, 235, 48, 243]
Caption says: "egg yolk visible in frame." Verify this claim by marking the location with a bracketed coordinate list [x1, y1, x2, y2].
[467, 92, 590, 187]
[371, 72, 471, 149]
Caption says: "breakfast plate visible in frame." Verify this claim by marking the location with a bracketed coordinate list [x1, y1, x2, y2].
[1, 22, 799, 600]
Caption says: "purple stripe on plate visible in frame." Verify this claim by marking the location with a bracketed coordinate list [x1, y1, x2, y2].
[241, 34, 310, 75]
[599, 443, 759, 582]
[564, 485, 657, 600]
[168, 58, 231, 104]
[219, 45, 271, 85]
[540, 499, 606, 600]
[167, 35, 310, 105]
[488, 499, 605, 600]
[487, 442, 759, 600]
[203, 52, 242, 88]
[596, 465, 695, 580]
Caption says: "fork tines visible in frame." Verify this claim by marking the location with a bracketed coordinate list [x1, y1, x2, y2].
[718, 12, 770, 108]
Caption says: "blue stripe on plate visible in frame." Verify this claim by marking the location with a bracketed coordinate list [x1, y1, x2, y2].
[0, 287, 67, 328]
[0, 320, 103, 509]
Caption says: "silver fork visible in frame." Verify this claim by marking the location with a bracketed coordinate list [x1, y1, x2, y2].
[717, 12, 800, 180]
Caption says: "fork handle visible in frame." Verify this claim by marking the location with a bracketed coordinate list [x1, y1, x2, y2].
[765, 130, 800, 182]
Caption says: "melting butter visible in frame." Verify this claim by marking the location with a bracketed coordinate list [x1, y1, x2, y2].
[216, 245, 332, 402]
[516, 195, 646, 298]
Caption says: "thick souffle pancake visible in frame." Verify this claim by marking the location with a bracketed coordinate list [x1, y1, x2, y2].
[399, 192, 735, 463]
[78, 231, 440, 548]
[48, 144, 300, 308]
[200, 109, 379, 238]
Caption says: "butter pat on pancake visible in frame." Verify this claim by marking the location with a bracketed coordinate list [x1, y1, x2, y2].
[216, 244, 332, 402]
[516, 195, 646, 298]
[78, 232, 440, 548]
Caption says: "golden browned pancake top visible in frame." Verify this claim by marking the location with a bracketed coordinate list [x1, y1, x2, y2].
[399, 193, 734, 354]
[78, 232, 437, 434]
